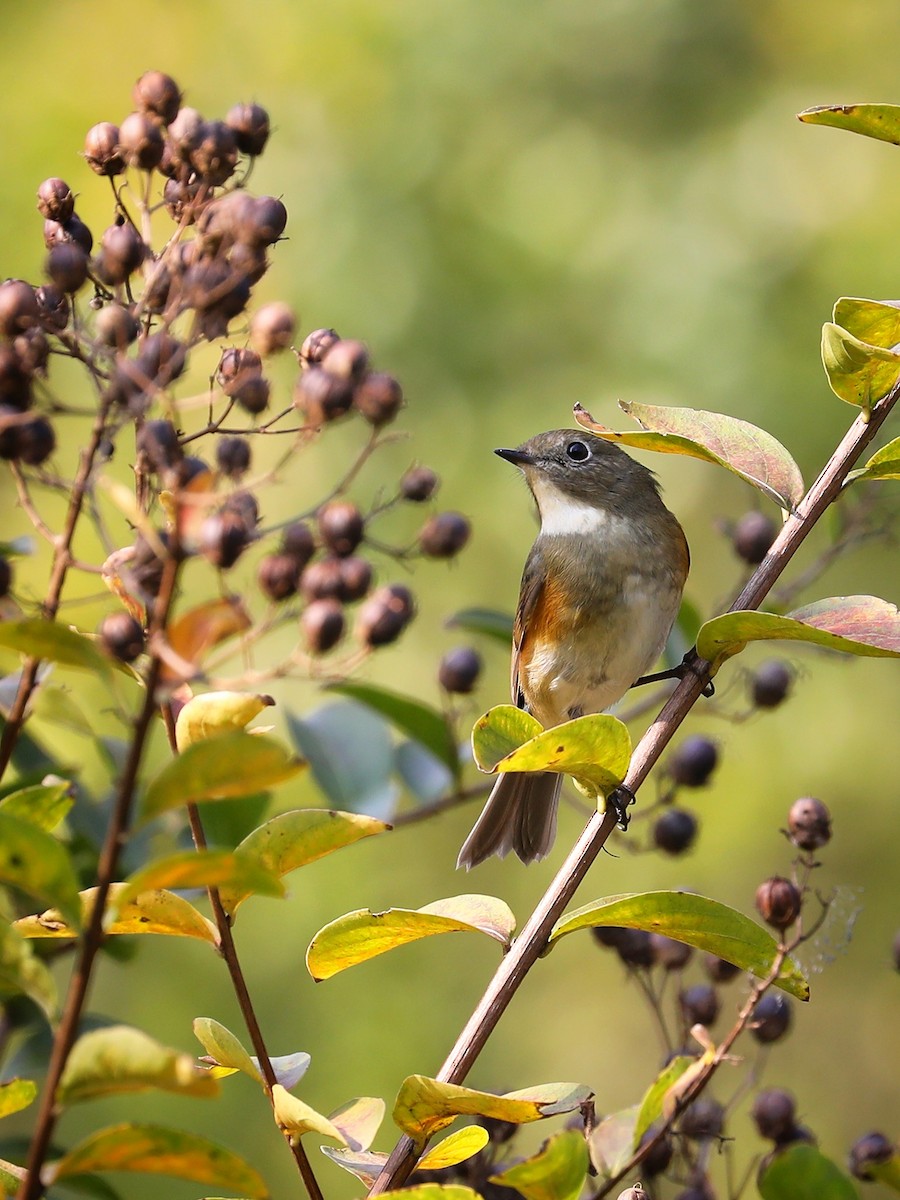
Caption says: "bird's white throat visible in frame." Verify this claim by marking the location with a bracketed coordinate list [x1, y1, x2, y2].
[529, 474, 616, 537]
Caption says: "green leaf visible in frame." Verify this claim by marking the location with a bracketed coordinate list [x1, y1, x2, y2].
[0, 778, 74, 831]
[846, 436, 900, 484]
[15, 883, 218, 945]
[118, 850, 284, 909]
[490, 1129, 588, 1200]
[0, 921, 57, 1021]
[0, 1157, 25, 1194]
[286, 703, 398, 819]
[328, 682, 459, 778]
[50, 1123, 269, 1197]
[798, 103, 900, 146]
[833, 298, 900, 347]
[0, 812, 81, 929]
[548, 891, 808, 1000]
[395, 741, 454, 804]
[0, 619, 115, 677]
[821, 323, 900, 412]
[219, 809, 389, 916]
[472, 707, 631, 800]
[759, 1143, 859, 1200]
[307, 894, 516, 981]
[140, 732, 304, 822]
[0, 1078, 37, 1119]
[575, 401, 804, 512]
[57, 1025, 219, 1105]
[446, 608, 514, 644]
[634, 1056, 694, 1143]
[393, 1077, 592, 1142]
[379, 1187, 481, 1200]
[192, 1018, 263, 1084]
[696, 596, 900, 672]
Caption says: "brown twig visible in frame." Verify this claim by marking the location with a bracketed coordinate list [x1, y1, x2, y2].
[368, 387, 900, 1194]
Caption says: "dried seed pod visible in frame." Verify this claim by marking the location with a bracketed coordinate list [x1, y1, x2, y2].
[226, 102, 271, 156]
[300, 327, 339, 365]
[336, 555, 373, 602]
[84, 122, 125, 176]
[132, 69, 182, 125]
[137, 419, 183, 474]
[37, 178, 75, 223]
[300, 557, 345, 602]
[95, 222, 147, 285]
[752, 1089, 797, 1143]
[787, 796, 831, 851]
[703, 954, 741, 984]
[849, 1132, 896, 1181]
[45, 243, 89, 294]
[321, 337, 369, 382]
[118, 112, 165, 170]
[750, 993, 792, 1044]
[733, 510, 777, 565]
[217, 347, 262, 388]
[755, 876, 802, 930]
[0, 347, 32, 409]
[400, 465, 439, 501]
[679, 982, 720, 1027]
[0, 414, 56, 465]
[99, 611, 145, 663]
[612, 928, 654, 968]
[680, 1098, 725, 1140]
[302, 598, 345, 654]
[294, 366, 353, 425]
[649, 932, 692, 971]
[200, 509, 251, 569]
[751, 659, 793, 708]
[245, 196, 287, 246]
[258, 553, 302, 602]
[250, 301, 295, 356]
[168, 106, 205, 164]
[0, 281, 39, 337]
[356, 583, 415, 647]
[354, 371, 403, 426]
[95, 303, 139, 349]
[230, 371, 270, 415]
[418, 511, 471, 558]
[281, 521, 315, 567]
[191, 120, 238, 186]
[318, 501, 364, 557]
[653, 808, 698, 855]
[215, 435, 251, 479]
[14, 329, 50, 372]
[667, 735, 718, 787]
[438, 646, 482, 694]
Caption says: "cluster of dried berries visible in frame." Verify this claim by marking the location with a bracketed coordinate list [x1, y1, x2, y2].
[1, 69, 472, 678]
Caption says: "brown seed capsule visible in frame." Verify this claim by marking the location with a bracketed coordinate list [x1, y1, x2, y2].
[755, 876, 801, 930]
[733, 510, 777, 565]
[45, 243, 89, 294]
[0, 347, 32, 409]
[653, 808, 698, 855]
[163, 177, 204, 224]
[96, 223, 147, 285]
[301, 557, 345, 602]
[751, 659, 793, 708]
[703, 954, 742, 984]
[200, 510, 250, 569]
[282, 521, 316, 567]
[0, 555, 11, 598]
[118, 112, 165, 171]
[680, 1097, 725, 1140]
[95, 303, 140, 349]
[679, 982, 720, 1027]
[752, 1089, 797, 1143]
[34, 283, 69, 335]
[438, 646, 482, 694]
[0, 281, 39, 338]
[849, 1132, 896, 1181]
[228, 240, 268, 286]
[787, 796, 831, 851]
[321, 337, 370, 382]
[336, 555, 373, 602]
[217, 347, 261, 388]
[37, 178, 75, 223]
[229, 371, 270, 415]
[418, 511, 471, 558]
[250, 302, 295, 356]
[356, 583, 415, 647]
[258, 553, 302, 602]
[226, 102, 271, 156]
[191, 120, 238, 186]
[246, 196, 287, 246]
[294, 366, 353, 425]
[400, 465, 439, 501]
[215, 435, 251, 479]
[84, 122, 125, 176]
[168, 106, 205, 164]
[354, 372, 403, 426]
[649, 932, 693, 971]
[750, 993, 792, 1043]
[221, 490, 259, 530]
[132, 70, 182, 125]
[99, 611, 145, 663]
[7, 414, 56, 465]
[137, 419, 183, 474]
[14, 329, 50, 373]
[318, 501, 364, 557]
[300, 327, 340, 365]
[302, 598, 345, 654]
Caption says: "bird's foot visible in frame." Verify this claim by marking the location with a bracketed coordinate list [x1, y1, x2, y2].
[632, 653, 715, 698]
[608, 784, 636, 830]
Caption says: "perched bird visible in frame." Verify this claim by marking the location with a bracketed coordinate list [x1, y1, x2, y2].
[457, 428, 689, 868]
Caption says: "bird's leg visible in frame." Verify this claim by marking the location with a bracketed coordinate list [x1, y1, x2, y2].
[607, 784, 636, 830]
[632, 651, 715, 697]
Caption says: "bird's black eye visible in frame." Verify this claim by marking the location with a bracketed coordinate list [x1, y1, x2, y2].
[566, 440, 590, 462]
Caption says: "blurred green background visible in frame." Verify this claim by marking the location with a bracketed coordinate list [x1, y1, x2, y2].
[1, 2, 899, 1196]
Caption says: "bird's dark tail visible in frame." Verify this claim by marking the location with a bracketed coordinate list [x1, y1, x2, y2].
[456, 771, 562, 869]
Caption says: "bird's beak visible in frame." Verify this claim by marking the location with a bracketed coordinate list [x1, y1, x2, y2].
[495, 447, 534, 467]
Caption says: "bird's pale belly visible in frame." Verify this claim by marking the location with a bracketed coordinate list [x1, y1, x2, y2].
[523, 573, 680, 728]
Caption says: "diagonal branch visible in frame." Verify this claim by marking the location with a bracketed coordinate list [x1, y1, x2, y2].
[369, 389, 899, 1194]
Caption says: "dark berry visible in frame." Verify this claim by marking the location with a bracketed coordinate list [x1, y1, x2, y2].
[751, 659, 793, 708]
[476, 1113, 518, 1145]
[354, 372, 403, 426]
[337, 556, 373, 602]
[590, 926, 630, 950]
[638, 1124, 674, 1176]
[302, 598, 345, 654]
[246, 196, 287, 246]
[294, 366, 353, 425]
[221, 490, 259, 530]
[95, 223, 146, 285]
[132, 70, 182, 125]
[703, 954, 742, 984]
[281, 521, 315, 567]
[99, 612, 145, 663]
[439, 646, 482, 694]
[787, 796, 832, 851]
[45, 243, 88, 294]
[200, 510, 250, 569]
[650, 933, 693, 971]
[226, 103, 271, 156]
[419, 511, 471, 558]
[137, 419, 183, 474]
[84, 122, 125, 176]
[667, 735, 718, 787]
[0, 556, 12, 598]
[679, 983, 720, 1027]
[15, 329, 48, 375]
[356, 584, 415, 647]
[401, 465, 439, 501]
[613, 928, 655, 968]
[118, 112, 165, 171]
[752, 1089, 797, 1143]
[0, 281, 39, 337]
[192, 120, 238, 185]
[733, 510, 777, 565]
[229, 371, 270, 415]
[653, 808, 698, 855]
[318, 501, 364, 557]
[750, 993, 792, 1044]
[0, 347, 33, 408]
[755, 877, 802, 930]
[95, 303, 139, 349]
[218, 347, 262, 388]
[5, 415, 56, 465]
[215, 436, 251, 479]
[300, 327, 340, 365]
[680, 1097, 725, 1140]
[301, 558, 345, 602]
[37, 178, 75, 223]
[849, 1132, 895, 1181]
[258, 553, 302, 603]
[250, 302, 295, 356]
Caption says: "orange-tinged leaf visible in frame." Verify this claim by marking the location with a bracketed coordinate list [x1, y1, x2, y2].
[575, 401, 804, 511]
[140, 732, 304, 822]
[328, 1096, 386, 1152]
[164, 597, 252, 679]
[306, 895, 516, 981]
[57, 1025, 219, 1105]
[393, 1076, 592, 1142]
[15, 884, 218, 945]
[50, 1122, 268, 1197]
[220, 809, 389, 916]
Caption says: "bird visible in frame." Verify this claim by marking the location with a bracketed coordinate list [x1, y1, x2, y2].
[457, 428, 689, 868]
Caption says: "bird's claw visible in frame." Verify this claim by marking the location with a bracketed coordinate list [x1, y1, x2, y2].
[608, 784, 636, 830]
